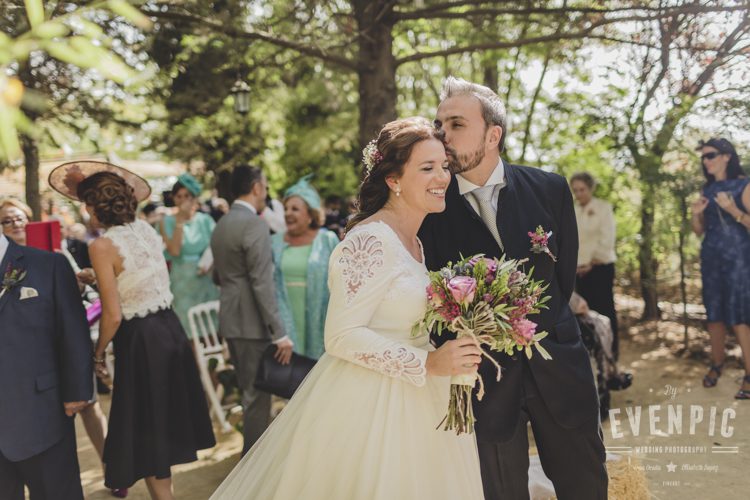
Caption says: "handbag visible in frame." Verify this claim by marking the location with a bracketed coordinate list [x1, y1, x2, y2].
[254, 344, 317, 399]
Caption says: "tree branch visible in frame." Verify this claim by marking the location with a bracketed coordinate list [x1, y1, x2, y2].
[394, 1, 750, 21]
[140, 8, 358, 71]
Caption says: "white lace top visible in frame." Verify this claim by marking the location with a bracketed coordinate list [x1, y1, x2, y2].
[324, 221, 431, 387]
[103, 219, 174, 320]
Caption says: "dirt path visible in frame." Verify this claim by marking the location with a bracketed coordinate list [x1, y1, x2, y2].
[75, 296, 749, 499]
[600, 297, 750, 499]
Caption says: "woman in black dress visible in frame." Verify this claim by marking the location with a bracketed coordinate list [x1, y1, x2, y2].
[49, 161, 215, 499]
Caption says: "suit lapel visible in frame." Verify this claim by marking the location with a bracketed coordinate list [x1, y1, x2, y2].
[496, 162, 525, 259]
[0, 240, 25, 314]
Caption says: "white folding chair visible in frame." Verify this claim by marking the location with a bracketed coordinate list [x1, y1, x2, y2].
[188, 300, 235, 433]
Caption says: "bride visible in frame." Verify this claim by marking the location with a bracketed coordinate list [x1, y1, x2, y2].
[211, 117, 485, 500]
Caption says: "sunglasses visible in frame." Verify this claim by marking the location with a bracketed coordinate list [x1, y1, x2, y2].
[701, 152, 723, 161]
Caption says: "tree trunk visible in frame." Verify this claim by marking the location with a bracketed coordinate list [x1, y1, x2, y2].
[678, 194, 689, 349]
[353, 0, 397, 152]
[638, 177, 660, 319]
[519, 47, 552, 164]
[21, 134, 41, 221]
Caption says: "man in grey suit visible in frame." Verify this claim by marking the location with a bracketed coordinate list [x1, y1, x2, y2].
[211, 165, 293, 455]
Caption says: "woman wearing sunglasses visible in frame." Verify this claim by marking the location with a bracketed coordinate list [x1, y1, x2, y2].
[691, 138, 750, 400]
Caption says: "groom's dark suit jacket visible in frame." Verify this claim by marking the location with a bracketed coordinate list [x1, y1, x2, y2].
[0, 239, 92, 461]
[419, 162, 599, 443]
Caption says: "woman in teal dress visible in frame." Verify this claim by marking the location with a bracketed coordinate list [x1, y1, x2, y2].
[271, 176, 340, 359]
[160, 173, 220, 336]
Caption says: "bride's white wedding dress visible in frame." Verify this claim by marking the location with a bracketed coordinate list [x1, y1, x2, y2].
[210, 221, 484, 500]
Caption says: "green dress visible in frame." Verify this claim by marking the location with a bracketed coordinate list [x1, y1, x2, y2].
[163, 212, 220, 337]
[281, 245, 313, 355]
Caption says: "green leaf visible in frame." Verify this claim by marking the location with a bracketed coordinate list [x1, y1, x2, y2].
[24, 0, 45, 28]
[534, 342, 552, 360]
[33, 21, 69, 39]
[0, 103, 22, 160]
[107, 0, 153, 30]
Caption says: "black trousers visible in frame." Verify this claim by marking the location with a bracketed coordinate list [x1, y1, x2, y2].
[0, 421, 83, 500]
[477, 360, 608, 500]
[577, 262, 618, 359]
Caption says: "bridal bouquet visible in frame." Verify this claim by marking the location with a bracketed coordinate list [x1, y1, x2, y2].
[412, 255, 552, 434]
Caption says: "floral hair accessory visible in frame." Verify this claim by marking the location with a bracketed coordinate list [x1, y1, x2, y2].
[528, 225, 557, 262]
[362, 139, 383, 174]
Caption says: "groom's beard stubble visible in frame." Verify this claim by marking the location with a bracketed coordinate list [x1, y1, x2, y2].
[446, 139, 486, 175]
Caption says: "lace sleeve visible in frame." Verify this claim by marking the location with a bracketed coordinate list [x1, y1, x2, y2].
[324, 225, 427, 387]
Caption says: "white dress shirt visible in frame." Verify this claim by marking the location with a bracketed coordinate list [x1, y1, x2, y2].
[457, 159, 506, 215]
[233, 199, 258, 214]
[574, 197, 616, 266]
[0, 234, 8, 264]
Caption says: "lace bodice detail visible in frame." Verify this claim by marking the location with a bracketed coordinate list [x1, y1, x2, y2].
[103, 219, 173, 320]
[324, 221, 430, 386]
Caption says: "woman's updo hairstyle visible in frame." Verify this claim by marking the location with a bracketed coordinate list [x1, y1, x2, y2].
[347, 117, 443, 230]
[77, 171, 138, 227]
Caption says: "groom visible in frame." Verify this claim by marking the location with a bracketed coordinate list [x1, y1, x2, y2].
[419, 77, 607, 500]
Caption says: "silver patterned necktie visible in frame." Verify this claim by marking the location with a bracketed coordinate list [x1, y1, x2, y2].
[471, 184, 503, 250]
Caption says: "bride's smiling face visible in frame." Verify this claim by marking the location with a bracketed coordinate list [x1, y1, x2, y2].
[387, 138, 450, 214]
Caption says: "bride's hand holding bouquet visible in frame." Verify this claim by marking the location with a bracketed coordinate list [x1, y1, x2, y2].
[413, 254, 552, 434]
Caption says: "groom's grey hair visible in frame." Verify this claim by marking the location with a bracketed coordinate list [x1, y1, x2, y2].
[440, 76, 507, 152]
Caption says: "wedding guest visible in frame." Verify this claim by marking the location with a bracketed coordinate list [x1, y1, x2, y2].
[0, 198, 32, 245]
[49, 161, 215, 499]
[323, 194, 346, 237]
[570, 172, 619, 359]
[691, 138, 750, 399]
[159, 173, 219, 336]
[0, 208, 92, 499]
[62, 223, 92, 270]
[211, 165, 293, 455]
[1, 200, 123, 496]
[261, 195, 286, 234]
[570, 292, 632, 420]
[272, 176, 340, 359]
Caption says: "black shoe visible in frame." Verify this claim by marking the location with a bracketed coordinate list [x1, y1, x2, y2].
[607, 372, 633, 391]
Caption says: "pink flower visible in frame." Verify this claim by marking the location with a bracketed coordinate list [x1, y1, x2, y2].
[427, 284, 444, 307]
[447, 276, 477, 306]
[512, 318, 537, 345]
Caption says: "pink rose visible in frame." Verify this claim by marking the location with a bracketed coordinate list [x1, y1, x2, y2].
[447, 276, 477, 306]
[512, 318, 537, 345]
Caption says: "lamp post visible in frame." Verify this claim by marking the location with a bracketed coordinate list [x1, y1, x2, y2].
[230, 78, 251, 114]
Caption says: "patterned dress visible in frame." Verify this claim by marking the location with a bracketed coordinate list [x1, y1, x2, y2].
[700, 177, 750, 325]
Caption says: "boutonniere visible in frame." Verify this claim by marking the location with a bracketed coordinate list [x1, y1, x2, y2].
[587, 209, 595, 216]
[0, 263, 27, 300]
[528, 226, 557, 262]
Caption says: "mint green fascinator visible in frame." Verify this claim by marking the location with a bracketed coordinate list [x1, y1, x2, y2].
[283, 174, 321, 211]
[177, 172, 202, 197]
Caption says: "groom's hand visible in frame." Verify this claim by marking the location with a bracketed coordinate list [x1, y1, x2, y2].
[426, 338, 482, 377]
[274, 338, 294, 365]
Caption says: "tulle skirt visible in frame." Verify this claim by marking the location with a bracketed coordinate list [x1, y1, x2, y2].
[210, 352, 484, 500]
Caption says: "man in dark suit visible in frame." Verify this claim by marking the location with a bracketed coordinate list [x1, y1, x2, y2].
[419, 77, 607, 500]
[0, 233, 93, 500]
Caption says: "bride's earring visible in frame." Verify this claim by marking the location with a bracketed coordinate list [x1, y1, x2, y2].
[395, 185, 401, 197]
